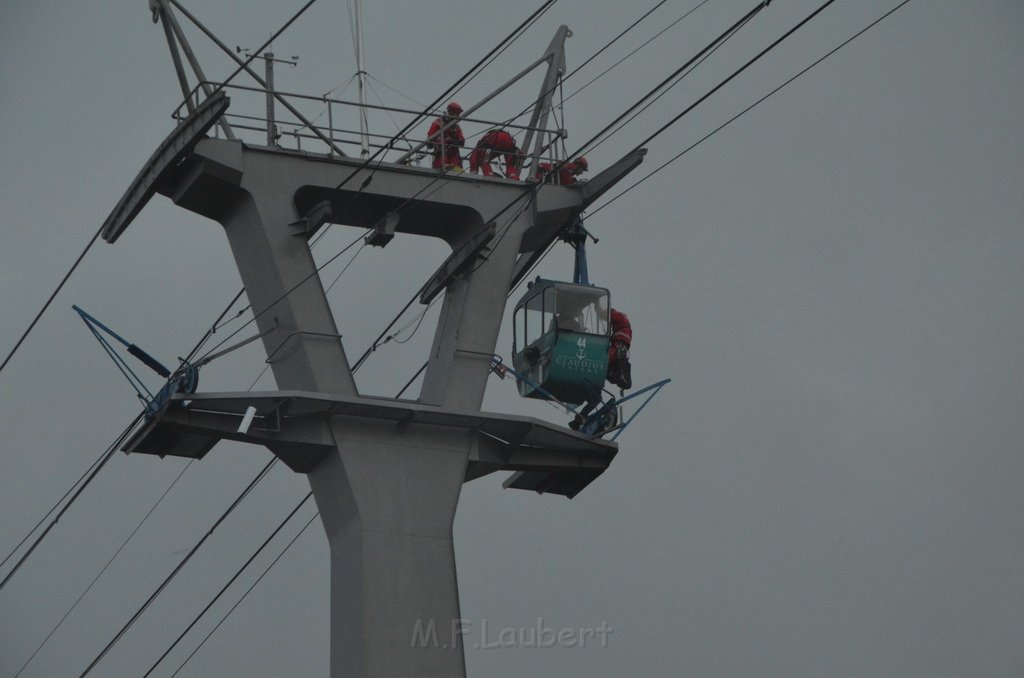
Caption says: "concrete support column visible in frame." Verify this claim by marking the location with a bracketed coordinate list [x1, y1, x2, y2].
[311, 420, 470, 677]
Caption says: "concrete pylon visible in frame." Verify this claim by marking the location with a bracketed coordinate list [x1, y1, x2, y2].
[105, 113, 643, 674]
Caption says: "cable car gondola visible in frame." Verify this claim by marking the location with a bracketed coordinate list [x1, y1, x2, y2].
[504, 218, 669, 439]
[511, 279, 610, 405]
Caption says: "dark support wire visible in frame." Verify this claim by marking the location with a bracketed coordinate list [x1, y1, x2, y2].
[0, 225, 103, 377]
[629, 0, 838, 155]
[142, 491, 314, 677]
[581, 6, 757, 157]
[570, 0, 772, 161]
[0, 413, 144, 591]
[15, 461, 195, 678]
[494, 0, 709, 136]
[0, 447, 111, 572]
[80, 457, 279, 676]
[171, 509, 320, 676]
[563, 0, 713, 103]
[591, 0, 915, 216]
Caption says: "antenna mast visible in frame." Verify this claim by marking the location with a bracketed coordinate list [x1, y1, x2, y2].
[354, 0, 370, 158]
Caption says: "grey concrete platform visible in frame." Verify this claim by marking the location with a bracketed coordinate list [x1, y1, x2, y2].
[125, 390, 617, 497]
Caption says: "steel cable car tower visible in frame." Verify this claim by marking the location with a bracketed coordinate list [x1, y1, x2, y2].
[101, 3, 645, 675]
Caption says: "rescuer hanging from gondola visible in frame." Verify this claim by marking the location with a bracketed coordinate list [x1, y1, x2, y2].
[607, 307, 633, 390]
[426, 101, 466, 170]
[569, 301, 633, 431]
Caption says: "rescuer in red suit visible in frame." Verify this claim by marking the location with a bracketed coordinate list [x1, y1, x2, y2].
[427, 101, 466, 170]
[607, 307, 632, 390]
[469, 129, 522, 179]
[569, 306, 633, 432]
[536, 156, 589, 185]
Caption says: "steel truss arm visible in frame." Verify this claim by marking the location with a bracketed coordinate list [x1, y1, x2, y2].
[395, 25, 571, 168]
[152, 0, 236, 140]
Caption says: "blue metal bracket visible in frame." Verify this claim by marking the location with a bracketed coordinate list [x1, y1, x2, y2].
[73, 305, 198, 419]
[579, 378, 672, 440]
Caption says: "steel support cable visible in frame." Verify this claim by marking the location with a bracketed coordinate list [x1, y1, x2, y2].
[15, 461, 195, 677]
[0, 0, 327, 383]
[12, 288, 261, 672]
[181, 287, 248, 365]
[142, 491, 314, 676]
[170, 507, 320, 677]
[0, 444, 111, 572]
[80, 457, 279, 676]
[366, 73, 428, 108]
[568, 0, 772, 162]
[562, 0, 713, 104]
[193, 228, 369, 366]
[393, 233, 556, 401]
[436, 0, 558, 114]
[0, 225, 104, 378]
[492, 0, 711, 137]
[567, 0, 673, 81]
[3, 275, 241, 594]
[578, 4, 757, 158]
[628, 0, 837, 157]
[0, 413, 144, 592]
[349, 184, 539, 373]
[17, 219, 356, 678]
[591, 0, 913, 217]
[365, 80, 415, 152]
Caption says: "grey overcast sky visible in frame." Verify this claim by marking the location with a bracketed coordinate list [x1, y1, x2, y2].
[2, 1, 1023, 676]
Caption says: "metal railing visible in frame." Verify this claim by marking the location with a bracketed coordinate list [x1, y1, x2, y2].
[172, 81, 567, 171]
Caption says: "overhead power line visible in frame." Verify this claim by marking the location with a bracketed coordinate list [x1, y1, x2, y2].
[0, 0, 323, 383]
[570, 0, 772, 161]
[591, 0, 914, 216]
[142, 491, 314, 676]
[14, 461, 195, 677]
[0, 226, 104, 378]
[170, 508, 321, 676]
[629, 0, 838, 154]
[0, 414, 143, 591]
[80, 458, 279, 676]
[564, 0, 712, 103]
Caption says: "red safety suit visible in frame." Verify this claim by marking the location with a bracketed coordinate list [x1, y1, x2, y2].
[536, 160, 585, 185]
[469, 129, 520, 179]
[607, 308, 632, 389]
[427, 117, 465, 170]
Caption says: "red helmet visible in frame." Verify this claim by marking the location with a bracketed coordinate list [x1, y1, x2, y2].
[575, 156, 589, 172]
[446, 101, 464, 115]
